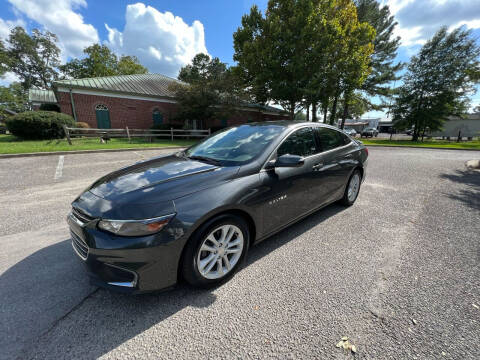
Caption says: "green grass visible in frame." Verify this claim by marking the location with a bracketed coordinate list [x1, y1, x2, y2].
[361, 138, 480, 150]
[0, 135, 197, 154]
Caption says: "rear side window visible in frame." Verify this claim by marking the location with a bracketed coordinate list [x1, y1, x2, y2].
[314, 127, 348, 152]
[277, 127, 317, 157]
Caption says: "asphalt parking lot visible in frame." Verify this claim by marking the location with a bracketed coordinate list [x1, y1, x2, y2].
[1, 147, 479, 359]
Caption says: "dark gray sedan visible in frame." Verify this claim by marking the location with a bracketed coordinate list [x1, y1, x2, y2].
[67, 121, 368, 293]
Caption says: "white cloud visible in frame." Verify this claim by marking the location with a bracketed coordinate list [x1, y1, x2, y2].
[105, 3, 208, 77]
[0, 72, 20, 86]
[383, 0, 480, 47]
[0, 18, 25, 40]
[7, 0, 98, 58]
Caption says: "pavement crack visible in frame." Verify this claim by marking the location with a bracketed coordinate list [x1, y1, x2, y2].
[20, 287, 100, 360]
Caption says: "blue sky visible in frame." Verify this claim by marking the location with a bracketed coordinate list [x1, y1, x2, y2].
[1, 0, 479, 117]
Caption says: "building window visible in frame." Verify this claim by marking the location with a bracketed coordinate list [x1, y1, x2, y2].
[95, 104, 111, 129]
[153, 109, 163, 126]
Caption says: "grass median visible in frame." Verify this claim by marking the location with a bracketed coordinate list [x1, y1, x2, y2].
[0, 135, 197, 154]
[361, 138, 480, 150]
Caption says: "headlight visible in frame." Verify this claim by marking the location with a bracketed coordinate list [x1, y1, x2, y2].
[98, 213, 175, 237]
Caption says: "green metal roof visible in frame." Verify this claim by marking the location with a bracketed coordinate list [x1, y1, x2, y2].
[28, 89, 57, 104]
[53, 73, 182, 99]
[53, 73, 287, 114]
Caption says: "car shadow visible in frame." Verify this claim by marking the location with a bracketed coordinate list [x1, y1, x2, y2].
[439, 169, 480, 210]
[1, 202, 346, 359]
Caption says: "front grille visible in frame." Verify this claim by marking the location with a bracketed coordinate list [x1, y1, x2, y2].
[71, 231, 88, 260]
[71, 207, 94, 225]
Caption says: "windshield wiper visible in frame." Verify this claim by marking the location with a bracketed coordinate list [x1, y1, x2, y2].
[187, 155, 221, 166]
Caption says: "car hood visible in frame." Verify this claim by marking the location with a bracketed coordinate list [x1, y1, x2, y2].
[86, 153, 240, 204]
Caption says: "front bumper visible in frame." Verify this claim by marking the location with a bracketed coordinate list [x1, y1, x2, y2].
[67, 210, 187, 293]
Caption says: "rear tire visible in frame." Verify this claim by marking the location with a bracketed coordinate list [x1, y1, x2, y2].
[181, 214, 249, 288]
[340, 169, 362, 206]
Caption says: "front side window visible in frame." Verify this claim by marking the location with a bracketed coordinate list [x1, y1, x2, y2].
[315, 127, 347, 152]
[184, 124, 285, 165]
[277, 127, 317, 157]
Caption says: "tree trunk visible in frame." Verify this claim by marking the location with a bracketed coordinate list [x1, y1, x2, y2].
[323, 103, 328, 123]
[329, 93, 339, 125]
[312, 103, 317, 122]
[340, 95, 349, 130]
[306, 103, 310, 122]
[289, 101, 295, 119]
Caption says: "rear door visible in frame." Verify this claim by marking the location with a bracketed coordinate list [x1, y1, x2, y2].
[259, 127, 319, 234]
[312, 127, 356, 204]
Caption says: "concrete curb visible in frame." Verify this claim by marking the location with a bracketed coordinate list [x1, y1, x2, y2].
[0, 146, 186, 159]
[365, 144, 480, 152]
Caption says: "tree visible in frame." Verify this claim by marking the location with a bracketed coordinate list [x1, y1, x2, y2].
[294, 110, 307, 120]
[233, 0, 374, 121]
[3, 27, 61, 91]
[178, 53, 225, 83]
[304, 0, 374, 126]
[392, 27, 480, 141]
[0, 39, 8, 77]
[233, 1, 316, 118]
[0, 82, 29, 116]
[60, 44, 148, 78]
[355, 0, 402, 105]
[335, 92, 369, 119]
[117, 56, 148, 75]
[170, 53, 241, 128]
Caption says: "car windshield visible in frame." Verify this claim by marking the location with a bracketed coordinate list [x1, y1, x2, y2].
[184, 124, 285, 166]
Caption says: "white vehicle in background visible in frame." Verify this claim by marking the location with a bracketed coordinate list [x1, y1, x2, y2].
[343, 127, 357, 137]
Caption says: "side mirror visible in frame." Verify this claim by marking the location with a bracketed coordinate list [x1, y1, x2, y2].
[274, 154, 305, 168]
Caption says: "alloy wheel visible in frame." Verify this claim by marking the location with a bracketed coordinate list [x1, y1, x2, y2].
[196, 224, 244, 279]
[347, 173, 360, 202]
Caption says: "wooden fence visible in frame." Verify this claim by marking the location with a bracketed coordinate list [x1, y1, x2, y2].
[62, 126, 210, 145]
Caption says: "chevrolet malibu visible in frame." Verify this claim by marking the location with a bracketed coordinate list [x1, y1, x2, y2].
[67, 121, 368, 293]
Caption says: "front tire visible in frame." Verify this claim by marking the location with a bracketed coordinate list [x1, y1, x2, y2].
[181, 215, 249, 288]
[340, 169, 362, 206]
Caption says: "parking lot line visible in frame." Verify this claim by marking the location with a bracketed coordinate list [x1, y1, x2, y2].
[54, 155, 65, 181]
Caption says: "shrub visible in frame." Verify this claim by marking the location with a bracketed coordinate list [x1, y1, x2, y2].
[39, 103, 60, 112]
[75, 122, 90, 129]
[5, 111, 75, 139]
[75, 122, 91, 135]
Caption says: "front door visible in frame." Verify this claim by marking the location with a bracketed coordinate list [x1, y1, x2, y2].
[259, 127, 319, 235]
[95, 105, 111, 129]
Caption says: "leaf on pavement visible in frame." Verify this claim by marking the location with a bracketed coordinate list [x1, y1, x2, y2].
[336, 337, 357, 354]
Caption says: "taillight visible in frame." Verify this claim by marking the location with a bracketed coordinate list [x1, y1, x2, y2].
[365, 147, 369, 156]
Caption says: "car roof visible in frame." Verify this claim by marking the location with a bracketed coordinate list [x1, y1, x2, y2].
[247, 120, 342, 131]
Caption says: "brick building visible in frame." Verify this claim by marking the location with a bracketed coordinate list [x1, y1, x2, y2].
[28, 74, 288, 129]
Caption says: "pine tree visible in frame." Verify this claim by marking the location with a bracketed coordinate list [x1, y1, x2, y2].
[392, 27, 480, 141]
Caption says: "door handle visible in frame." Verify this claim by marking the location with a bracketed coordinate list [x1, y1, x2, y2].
[312, 163, 324, 171]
